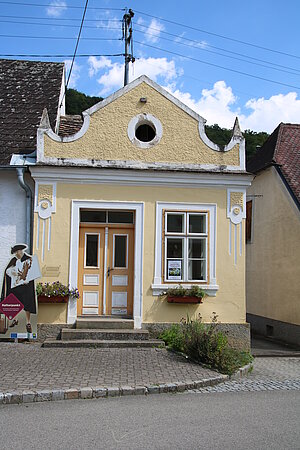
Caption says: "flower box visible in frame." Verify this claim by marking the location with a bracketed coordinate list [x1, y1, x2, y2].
[38, 295, 69, 304]
[167, 296, 203, 304]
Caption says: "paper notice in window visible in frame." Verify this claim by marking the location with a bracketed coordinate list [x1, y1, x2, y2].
[168, 261, 182, 280]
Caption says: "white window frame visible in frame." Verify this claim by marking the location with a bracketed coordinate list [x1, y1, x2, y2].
[113, 233, 129, 269]
[164, 212, 208, 283]
[152, 202, 218, 296]
[84, 232, 100, 269]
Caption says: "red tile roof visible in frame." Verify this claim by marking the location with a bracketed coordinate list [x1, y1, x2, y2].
[247, 123, 300, 205]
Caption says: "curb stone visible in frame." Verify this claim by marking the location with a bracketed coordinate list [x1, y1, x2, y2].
[0, 364, 252, 405]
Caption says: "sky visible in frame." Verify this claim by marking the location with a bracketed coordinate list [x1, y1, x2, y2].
[1, 0, 300, 132]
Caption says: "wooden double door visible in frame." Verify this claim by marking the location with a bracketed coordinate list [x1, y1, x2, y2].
[78, 224, 134, 317]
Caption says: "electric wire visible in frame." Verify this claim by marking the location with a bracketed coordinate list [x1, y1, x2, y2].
[135, 9, 300, 60]
[1, 16, 299, 75]
[0, 33, 121, 41]
[134, 23, 300, 74]
[61, 0, 89, 107]
[0, 53, 124, 57]
[135, 40, 300, 91]
[134, 29, 300, 77]
[0, 1, 125, 11]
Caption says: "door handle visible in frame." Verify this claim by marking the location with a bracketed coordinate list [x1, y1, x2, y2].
[107, 267, 114, 277]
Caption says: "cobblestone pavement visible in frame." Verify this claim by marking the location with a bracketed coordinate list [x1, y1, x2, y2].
[187, 357, 300, 394]
[0, 343, 218, 393]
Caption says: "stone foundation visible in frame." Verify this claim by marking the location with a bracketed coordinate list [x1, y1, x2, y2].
[143, 322, 250, 351]
[37, 324, 73, 342]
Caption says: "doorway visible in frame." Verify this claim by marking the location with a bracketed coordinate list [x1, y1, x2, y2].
[77, 210, 134, 317]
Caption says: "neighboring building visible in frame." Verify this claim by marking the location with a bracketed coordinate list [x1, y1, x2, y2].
[24, 75, 252, 347]
[0, 59, 65, 281]
[246, 123, 300, 346]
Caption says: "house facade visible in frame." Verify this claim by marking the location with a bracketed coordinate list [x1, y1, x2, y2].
[28, 76, 252, 348]
[246, 123, 300, 346]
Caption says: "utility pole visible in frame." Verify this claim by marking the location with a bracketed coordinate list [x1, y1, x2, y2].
[123, 8, 135, 86]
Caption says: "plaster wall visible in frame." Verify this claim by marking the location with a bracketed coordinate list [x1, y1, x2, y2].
[37, 303, 67, 324]
[0, 171, 26, 280]
[43, 83, 240, 167]
[246, 167, 300, 325]
[33, 182, 246, 325]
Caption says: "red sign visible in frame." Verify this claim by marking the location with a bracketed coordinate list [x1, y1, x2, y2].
[0, 294, 24, 320]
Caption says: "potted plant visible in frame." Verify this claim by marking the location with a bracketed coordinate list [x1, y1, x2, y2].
[162, 285, 206, 304]
[36, 282, 80, 303]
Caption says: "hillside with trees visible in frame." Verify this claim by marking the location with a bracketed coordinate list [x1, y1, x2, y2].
[66, 89, 268, 160]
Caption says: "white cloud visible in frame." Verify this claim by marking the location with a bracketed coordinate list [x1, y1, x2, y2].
[46, 0, 67, 17]
[166, 81, 239, 129]
[89, 56, 178, 96]
[64, 59, 81, 88]
[242, 92, 300, 131]
[166, 82, 300, 132]
[145, 18, 165, 43]
[88, 56, 300, 133]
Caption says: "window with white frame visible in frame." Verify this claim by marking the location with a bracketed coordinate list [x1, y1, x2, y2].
[164, 211, 208, 282]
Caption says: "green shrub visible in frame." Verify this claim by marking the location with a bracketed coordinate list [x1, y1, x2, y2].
[160, 324, 184, 352]
[160, 314, 253, 376]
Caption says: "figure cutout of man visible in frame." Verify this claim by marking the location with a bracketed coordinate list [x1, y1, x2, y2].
[1, 244, 37, 333]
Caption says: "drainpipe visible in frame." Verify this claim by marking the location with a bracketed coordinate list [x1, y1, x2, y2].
[16, 167, 32, 252]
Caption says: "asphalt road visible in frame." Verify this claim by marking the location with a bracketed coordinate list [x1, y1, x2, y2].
[0, 390, 299, 450]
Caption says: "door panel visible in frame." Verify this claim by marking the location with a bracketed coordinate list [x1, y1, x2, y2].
[78, 224, 134, 317]
[78, 227, 104, 315]
[106, 228, 134, 316]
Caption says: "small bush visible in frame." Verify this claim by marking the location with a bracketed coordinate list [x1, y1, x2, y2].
[160, 314, 253, 376]
[160, 324, 184, 352]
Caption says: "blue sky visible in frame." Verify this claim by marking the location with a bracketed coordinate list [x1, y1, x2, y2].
[1, 0, 300, 132]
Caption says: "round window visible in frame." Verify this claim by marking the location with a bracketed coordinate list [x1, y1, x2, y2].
[128, 113, 163, 149]
[135, 123, 156, 142]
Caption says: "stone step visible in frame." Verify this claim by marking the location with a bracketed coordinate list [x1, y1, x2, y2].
[61, 328, 149, 341]
[43, 339, 165, 349]
[76, 317, 134, 330]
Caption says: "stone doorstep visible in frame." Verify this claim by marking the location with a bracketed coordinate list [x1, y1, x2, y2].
[42, 339, 165, 348]
[0, 364, 253, 405]
[61, 328, 150, 341]
[76, 318, 134, 330]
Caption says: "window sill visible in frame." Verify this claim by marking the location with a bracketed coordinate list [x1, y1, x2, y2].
[151, 283, 219, 297]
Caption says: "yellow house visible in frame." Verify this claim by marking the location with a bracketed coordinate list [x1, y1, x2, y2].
[30, 75, 252, 348]
[246, 123, 300, 346]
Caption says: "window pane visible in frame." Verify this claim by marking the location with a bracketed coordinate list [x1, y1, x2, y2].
[114, 235, 127, 267]
[167, 238, 183, 258]
[108, 211, 134, 224]
[86, 234, 99, 267]
[81, 210, 106, 223]
[188, 260, 206, 280]
[189, 214, 206, 233]
[167, 214, 184, 233]
[188, 238, 206, 258]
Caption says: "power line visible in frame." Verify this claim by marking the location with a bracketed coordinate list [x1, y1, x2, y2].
[0, 33, 121, 41]
[0, 14, 121, 22]
[61, 0, 89, 107]
[135, 9, 300, 61]
[0, 1, 124, 11]
[134, 23, 300, 75]
[0, 19, 119, 29]
[0, 53, 124, 57]
[135, 40, 300, 91]
[134, 29, 300, 78]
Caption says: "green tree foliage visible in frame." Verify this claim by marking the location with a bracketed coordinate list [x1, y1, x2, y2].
[205, 124, 269, 160]
[66, 89, 103, 115]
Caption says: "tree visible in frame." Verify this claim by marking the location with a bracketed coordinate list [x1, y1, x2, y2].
[205, 124, 269, 160]
[66, 89, 103, 115]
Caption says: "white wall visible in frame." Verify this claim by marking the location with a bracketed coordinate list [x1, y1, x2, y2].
[0, 171, 27, 282]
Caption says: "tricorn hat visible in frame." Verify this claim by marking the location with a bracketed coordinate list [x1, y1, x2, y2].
[11, 244, 27, 254]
